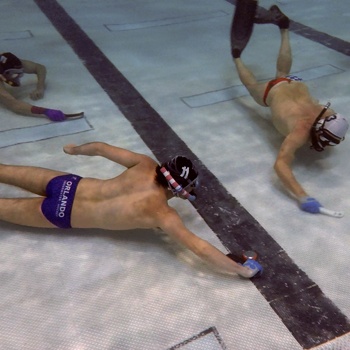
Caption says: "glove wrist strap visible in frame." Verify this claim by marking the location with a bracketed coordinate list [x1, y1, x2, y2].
[31, 106, 47, 115]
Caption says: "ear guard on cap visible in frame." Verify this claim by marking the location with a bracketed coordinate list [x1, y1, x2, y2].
[160, 167, 197, 201]
[310, 102, 349, 152]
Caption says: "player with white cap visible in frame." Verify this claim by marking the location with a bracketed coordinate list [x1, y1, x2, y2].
[230, 1, 349, 216]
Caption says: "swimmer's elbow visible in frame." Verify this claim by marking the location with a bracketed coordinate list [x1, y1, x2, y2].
[273, 159, 280, 173]
[274, 152, 293, 173]
[274, 158, 287, 178]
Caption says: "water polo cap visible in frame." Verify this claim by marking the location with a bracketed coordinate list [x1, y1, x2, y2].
[0, 52, 24, 87]
[310, 102, 349, 152]
[160, 156, 199, 201]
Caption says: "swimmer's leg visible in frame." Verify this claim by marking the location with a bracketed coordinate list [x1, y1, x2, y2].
[0, 164, 67, 196]
[234, 57, 267, 106]
[230, 0, 258, 58]
[276, 29, 292, 77]
[0, 197, 56, 228]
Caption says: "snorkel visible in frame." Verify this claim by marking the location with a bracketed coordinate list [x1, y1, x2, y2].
[160, 167, 197, 201]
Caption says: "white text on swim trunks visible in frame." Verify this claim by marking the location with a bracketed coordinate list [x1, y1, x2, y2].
[58, 181, 73, 218]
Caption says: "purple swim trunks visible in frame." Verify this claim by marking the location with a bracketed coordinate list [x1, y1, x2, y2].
[41, 174, 82, 228]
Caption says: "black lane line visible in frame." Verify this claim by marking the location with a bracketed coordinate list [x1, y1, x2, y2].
[34, 1, 350, 348]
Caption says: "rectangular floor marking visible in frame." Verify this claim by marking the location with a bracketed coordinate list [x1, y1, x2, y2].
[105, 10, 228, 31]
[0, 30, 33, 40]
[0, 118, 92, 148]
[167, 327, 226, 350]
[182, 64, 344, 108]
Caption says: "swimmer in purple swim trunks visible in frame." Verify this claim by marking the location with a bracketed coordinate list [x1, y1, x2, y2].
[230, 1, 349, 214]
[0, 142, 262, 278]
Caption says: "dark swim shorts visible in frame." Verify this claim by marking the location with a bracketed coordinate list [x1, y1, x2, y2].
[41, 174, 82, 228]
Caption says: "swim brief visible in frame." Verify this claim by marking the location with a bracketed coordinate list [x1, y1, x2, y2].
[263, 75, 303, 106]
[41, 174, 82, 228]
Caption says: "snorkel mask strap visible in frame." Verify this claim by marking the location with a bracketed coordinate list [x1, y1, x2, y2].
[160, 167, 196, 201]
[310, 102, 331, 152]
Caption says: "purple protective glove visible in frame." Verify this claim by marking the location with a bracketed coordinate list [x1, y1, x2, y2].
[43, 109, 66, 122]
[31, 106, 66, 122]
[299, 196, 322, 214]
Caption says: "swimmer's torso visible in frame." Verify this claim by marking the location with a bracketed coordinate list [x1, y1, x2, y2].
[266, 80, 322, 136]
[70, 162, 169, 230]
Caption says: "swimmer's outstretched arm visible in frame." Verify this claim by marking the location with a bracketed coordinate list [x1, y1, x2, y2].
[159, 208, 257, 278]
[274, 127, 311, 197]
[274, 128, 325, 213]
[63, 142, 150, 168]
[0, 83, 43, 116]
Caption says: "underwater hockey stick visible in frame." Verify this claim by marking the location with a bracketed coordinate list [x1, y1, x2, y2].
[319, 207, 344, 218]
[64, 112, 84, 119]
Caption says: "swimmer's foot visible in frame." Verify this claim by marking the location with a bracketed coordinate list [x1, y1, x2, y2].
[270, 5, 290, 29]
[232, 48, 242, 59]
[230, 0, 258, 59]
[254, 5, 290, 29]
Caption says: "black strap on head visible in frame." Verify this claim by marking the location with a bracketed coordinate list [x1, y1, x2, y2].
[310, 102, 331, 152]
[161, 156, 199, 201]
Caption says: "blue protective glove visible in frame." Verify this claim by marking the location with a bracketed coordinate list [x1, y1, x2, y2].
[299, 196, 322, 214]
[44, 109, 66, 122]
[243, 259, 263, 277]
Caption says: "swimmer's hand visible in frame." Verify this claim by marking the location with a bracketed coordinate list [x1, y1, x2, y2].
[299, 196, 322, 214]
[30, 88, 45, 100]
[31, 106, 65, 121]
[44, 108, 66, 121]
[241, 260, 263, 278]
[63, 144, 78, 155]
